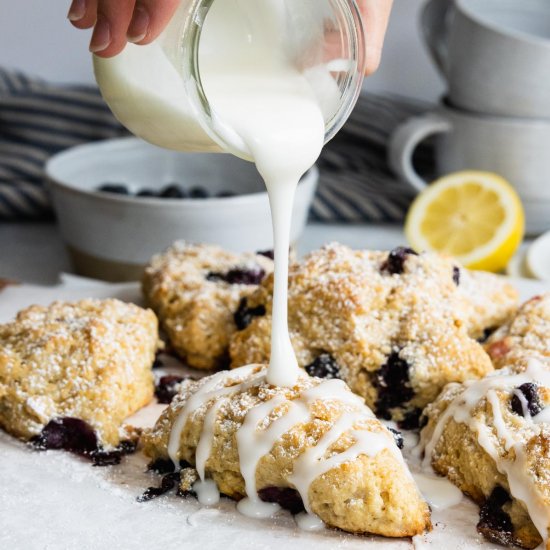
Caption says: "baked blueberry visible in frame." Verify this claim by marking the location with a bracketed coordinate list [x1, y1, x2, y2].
[31, 417, 98, 454]
[510, 382, 543, 417]
[477, 486, 514, 546]
[304, 354, 340, 379]
[155, 375, 186, 404]
[207, 267, 265, 285]
[374, 352, 414, 419]
[387, 427, 404, 449]
[399, 408, 423, 431]
[234, 298, 266, 331]
[382, 247, 418, 275]
[258, 487, 305, 515]
[91, 440, 137, 466]
[137, 472, 181, 502]
[453, 266, 461, 286]
[31, 417, 137, 466]
[257, 249, 275, 260]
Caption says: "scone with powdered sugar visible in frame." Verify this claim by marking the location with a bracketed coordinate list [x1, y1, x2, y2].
[230, 244, 517, 427]
[0, 299, 158, 453]
[142, 242, 273, 370]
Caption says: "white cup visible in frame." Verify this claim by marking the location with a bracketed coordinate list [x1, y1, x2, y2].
[422, 0, 550, 118]
[388, 101, 550, 235]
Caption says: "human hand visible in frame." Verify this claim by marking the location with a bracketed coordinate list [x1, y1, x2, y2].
[69, 0, 393, 74]
[68, 0, 181, 57]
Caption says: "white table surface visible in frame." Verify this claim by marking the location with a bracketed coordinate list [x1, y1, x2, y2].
[0, 222, 406, 285]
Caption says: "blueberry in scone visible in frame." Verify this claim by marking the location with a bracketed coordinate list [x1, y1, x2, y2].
[419, 358, 550, 549]
[142, 242, 273, 370]
[230, 244, 517, 427]
[486, 293, 550, 370]
[142, 364, 431, 537]
[0, 299, 158, 454]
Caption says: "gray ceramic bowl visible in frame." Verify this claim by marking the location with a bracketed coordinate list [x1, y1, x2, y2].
[46, 137, 318, 281]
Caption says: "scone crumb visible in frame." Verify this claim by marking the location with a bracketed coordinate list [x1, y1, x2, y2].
[180, 467, 199, 494]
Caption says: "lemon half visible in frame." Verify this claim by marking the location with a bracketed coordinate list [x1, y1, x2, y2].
[405, 171, 525, 272]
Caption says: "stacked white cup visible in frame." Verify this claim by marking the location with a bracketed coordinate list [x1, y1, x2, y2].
[389, 0, 550, 235]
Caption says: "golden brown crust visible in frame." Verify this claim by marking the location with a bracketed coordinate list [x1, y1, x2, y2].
[0, 298, 158, 448]
[142, 242, 273, 370]
[486, 293, 550, 369]
[143, 366, 431, 537]
[230, 244, 502, 424]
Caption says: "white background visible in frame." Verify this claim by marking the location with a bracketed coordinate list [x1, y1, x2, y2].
[0, 0, 444, 102]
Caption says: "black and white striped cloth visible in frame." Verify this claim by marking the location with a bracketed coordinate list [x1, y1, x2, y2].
[0, 69, 126, 219]
[0, 68, 433, 222]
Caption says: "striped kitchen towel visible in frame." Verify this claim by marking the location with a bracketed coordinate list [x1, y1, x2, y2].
[0, 68, 433, 222]
[0, 68, 126, 219]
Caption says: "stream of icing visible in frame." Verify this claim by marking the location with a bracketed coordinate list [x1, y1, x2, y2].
[198, 0, 325, 388]
[419, 358, 550, 546]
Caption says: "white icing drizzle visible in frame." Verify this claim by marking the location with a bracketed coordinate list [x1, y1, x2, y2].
[236, 395, 300, 504]
[513, 389, 531, 420]
[236, 496, 281, 519]
[195, 399, 226, 480]
[168, 369, 403, 526]
[236, 376, 387, 521]
[534, 407, 550, 425]
[295, 512, 325, 531]
[193, 480, 221, 506]
[420, 358, 550, 545]
[289, 411, 396, 513]
[167, 365, 265, 468]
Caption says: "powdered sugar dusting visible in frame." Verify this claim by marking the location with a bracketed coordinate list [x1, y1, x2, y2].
[0, 298, 158, 447]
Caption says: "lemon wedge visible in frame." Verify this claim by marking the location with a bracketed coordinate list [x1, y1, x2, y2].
[405, 171, 525, 272]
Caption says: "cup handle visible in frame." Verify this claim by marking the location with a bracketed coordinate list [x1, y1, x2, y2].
[420, 0, 454, 77]
[388, 113, 452, 193]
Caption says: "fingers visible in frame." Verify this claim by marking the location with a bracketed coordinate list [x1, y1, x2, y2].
[127, 0, 181, 45]
[90, 0, 136, 57]
[357, 0, 394, 75]
[67, 0, 98, 30]
[68, 0, 180, 57]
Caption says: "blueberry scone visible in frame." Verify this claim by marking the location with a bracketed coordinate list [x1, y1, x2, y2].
[0, 299, 158, 452]
[486, 293, 550, 369]
[143, 242, 273, 370]
[142, 364, 431, 536]
[230, 244, 512, 427]
[419, 358, 550, 549]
